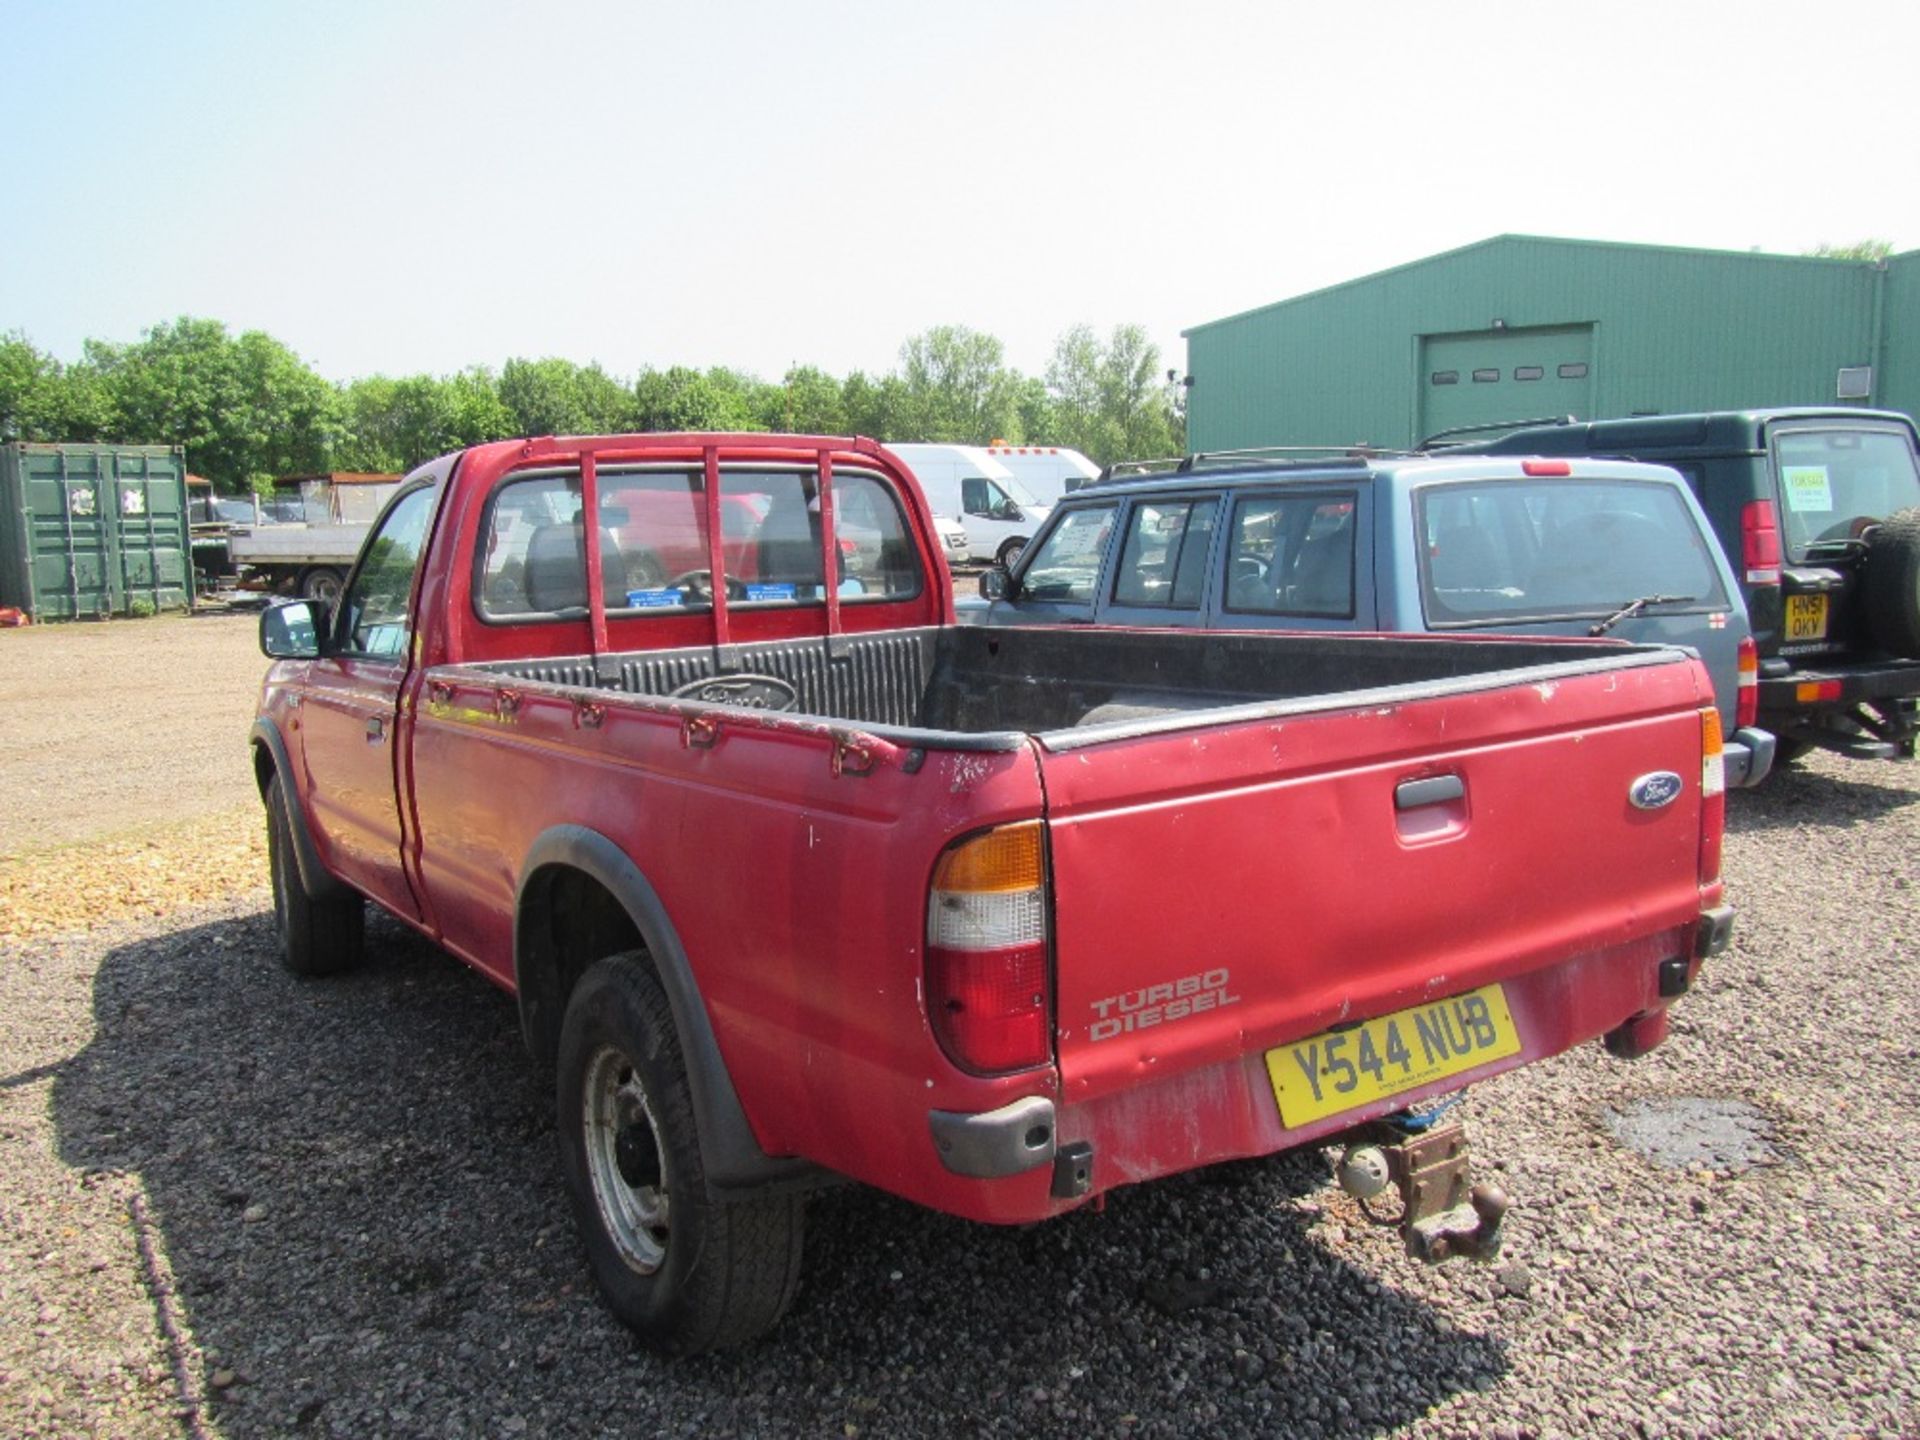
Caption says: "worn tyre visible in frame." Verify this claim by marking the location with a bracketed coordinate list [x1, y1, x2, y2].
[1864, 506, 1920, 658]
[299, 566, 346, 605]
[556, 952, 804, 1353]
[265, 784, 364, 976]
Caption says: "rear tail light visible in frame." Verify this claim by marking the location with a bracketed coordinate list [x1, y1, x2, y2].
[926, 822, 1053, 1074]
[1699, 707, 1725, 884]
[1741, 501, 1782, 585]
[1735, 636, 1759, 728]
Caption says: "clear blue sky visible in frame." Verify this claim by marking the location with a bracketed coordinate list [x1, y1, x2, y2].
[4, 0, 1916, 386]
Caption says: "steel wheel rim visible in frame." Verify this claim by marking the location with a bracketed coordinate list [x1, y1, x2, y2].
[582, 1044, 670, 1274]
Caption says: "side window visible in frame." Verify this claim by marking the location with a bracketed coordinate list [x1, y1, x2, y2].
[832, 472, 922, 600]
[1018, 504, 1116, 602]
[961, 476, 992, 517]
[338, 485, 437, 658]
[1226, 493, 1356, 617]
[1111, 498, 1219, 610]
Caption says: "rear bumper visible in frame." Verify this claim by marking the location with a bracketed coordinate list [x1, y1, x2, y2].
[1757, 658, 1920, 755]
[1723, 726, 1776, 788]
[1757, 657, 1920, 709]
[921, 917, 1720, 1222]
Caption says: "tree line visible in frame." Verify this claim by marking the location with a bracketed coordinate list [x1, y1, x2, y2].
[0, 318, 1186, 493]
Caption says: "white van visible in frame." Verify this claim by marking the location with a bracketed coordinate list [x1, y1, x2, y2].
[983, 445, 1101, 506]
[883, 443, 1053, 566]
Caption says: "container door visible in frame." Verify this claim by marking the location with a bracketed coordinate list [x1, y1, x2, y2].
[106, 452, 191, 614]
[22, 451, 115, 619]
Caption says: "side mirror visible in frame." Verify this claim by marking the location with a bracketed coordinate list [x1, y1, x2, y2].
[979, 566, 1014, 601]
[260, 599, 325, 659]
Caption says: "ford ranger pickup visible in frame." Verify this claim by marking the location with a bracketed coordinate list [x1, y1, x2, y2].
[251, 432, 1734, 1352]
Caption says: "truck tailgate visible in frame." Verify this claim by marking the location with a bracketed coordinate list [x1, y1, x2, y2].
[1044, 657, 1711, 1110]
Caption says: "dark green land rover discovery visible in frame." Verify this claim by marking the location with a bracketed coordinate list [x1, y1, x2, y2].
[1455, 409, 1920, 765]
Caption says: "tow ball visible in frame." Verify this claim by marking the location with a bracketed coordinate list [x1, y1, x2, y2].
[1335, 1123, 1508, 1263]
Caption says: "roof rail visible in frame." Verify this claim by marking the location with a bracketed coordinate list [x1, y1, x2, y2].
[1418, 414, 1577, 451]
[1091, 444, 1413, 485]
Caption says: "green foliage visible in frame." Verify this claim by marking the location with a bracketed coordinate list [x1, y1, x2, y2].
[762, 365, 848, 434]
[1044, 323, 1185, 465]
[500, 357, 636, 438]
[3, 314, 1181, 485]
[1805, 239, 1895, 262]
[1, 331, 114, 443]
[81, 318, 342, 490]
[631, 366, 767, 433]
[896, 325, 1023, 444]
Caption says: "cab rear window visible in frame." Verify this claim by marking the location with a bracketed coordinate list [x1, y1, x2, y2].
[1419, 479, 1726, 627]
[474, 465, 920, 621]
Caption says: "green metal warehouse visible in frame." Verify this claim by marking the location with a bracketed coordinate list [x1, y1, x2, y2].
[1181, 235, 1920, 454]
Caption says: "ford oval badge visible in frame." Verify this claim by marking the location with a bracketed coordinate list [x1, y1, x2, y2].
[669, 674, 798, 711]
[1629, 771, 1684, 810]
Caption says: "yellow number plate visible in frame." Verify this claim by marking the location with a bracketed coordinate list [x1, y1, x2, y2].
[1784, 593, 1829, 641]
[1266, 984, 1522, 1127]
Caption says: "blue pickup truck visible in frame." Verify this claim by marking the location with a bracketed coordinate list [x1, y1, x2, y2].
[975, 450, 1774, 787]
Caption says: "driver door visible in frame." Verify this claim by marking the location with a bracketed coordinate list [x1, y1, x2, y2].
[298, 484, 439, 923]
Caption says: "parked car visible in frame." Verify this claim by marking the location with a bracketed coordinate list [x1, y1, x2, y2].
[253, 432, 1733, 1351]
[1447, 408, 1920, 763]
[978, 450, 1773, 786]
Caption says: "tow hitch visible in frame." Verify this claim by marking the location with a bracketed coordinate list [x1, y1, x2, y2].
[1336, 1122, 1508, 1263]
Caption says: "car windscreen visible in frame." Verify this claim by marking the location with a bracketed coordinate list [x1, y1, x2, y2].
[1419, 478, 1727, 627]
[1771, 428, 1920, 557]
[1017, 503, 1116, 602]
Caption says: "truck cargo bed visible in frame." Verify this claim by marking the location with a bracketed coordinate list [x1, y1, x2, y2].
[462, 623, 1679, 743]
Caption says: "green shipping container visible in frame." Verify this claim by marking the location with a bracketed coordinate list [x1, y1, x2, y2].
[0, 443, 192, 620]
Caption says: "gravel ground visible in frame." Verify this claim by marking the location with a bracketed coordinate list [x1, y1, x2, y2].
[3, 616, 1918, 1438]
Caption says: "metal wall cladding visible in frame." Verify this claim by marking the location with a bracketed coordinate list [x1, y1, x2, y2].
[0, 443, 192, 619]
[1183, 235, 1919, 453]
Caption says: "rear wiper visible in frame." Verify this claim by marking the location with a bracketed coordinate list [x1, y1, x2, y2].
[1588, 594, 1692, 637]
[1801, 536, 1870, 559]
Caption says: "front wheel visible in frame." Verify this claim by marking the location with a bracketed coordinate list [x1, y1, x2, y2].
[265, 783, 364, 976]
[995, 537, 1027, 568]
[556, 953, 804, 1353]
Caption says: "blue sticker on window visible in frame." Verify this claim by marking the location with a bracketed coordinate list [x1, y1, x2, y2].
[627, 588, 685, 608]
[745, 583, 797, 602]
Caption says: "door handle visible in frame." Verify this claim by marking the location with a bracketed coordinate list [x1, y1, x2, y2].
[366, 715, 386, 742]
[1395, 774, 1464, 810]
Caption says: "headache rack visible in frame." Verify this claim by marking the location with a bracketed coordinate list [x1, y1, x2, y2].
[1092, 444, 1415, 486]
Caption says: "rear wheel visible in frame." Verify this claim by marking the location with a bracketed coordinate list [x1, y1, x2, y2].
[265, 784, 364, 976]
[556, 952, 804, 1353]
[1864, 507, 1920, 658]
[299, 566, 345, 605]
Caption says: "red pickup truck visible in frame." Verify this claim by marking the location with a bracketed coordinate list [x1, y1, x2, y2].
[252, 432, 1733, 1352]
